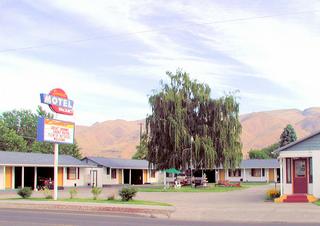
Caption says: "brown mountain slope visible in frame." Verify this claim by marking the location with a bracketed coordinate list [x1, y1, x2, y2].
[75, 107, 320, 159]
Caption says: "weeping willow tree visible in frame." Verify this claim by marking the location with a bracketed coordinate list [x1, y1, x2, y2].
[146, 70, 242, 170]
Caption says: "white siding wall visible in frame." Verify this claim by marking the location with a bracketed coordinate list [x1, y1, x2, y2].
[0, 166, 4, 190]
[280, 150, 315, 196]
[312, 151, 320, 197]
[225, 169, 269, 182]
[148, 170, 161, 183]
[83, 167, 105, 187]
[100, 168, 122, 185]
[63, 167, 87, 187]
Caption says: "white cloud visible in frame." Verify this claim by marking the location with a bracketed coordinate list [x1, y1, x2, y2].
[0, 54, 148, 125]
[2, 0, 320, 125]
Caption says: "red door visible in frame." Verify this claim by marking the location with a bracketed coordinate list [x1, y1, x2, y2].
[293, 159, 308, 194]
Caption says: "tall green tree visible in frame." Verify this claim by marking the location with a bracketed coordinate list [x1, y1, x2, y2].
[0, 109, 37, 146]
[0, 106, 81, 158]
[279, 124, 297, 147]
[0, 121, 27, 151]
[132, 133, 148, 160]
[146, 70, 242, 170]
[249, 143, 280, 159]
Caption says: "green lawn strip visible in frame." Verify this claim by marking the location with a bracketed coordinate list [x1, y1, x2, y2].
[137, 186, 245, 192]
[138, 182, 270, 192]
[313, 200, 320, 206]
[241, 182, 270, 187]
[3, 197, 171, 206]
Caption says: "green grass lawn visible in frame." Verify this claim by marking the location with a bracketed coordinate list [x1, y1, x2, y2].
[313, 200, 320, 206]
[138, 182, 270, 193]
[5, 198, 172, 206]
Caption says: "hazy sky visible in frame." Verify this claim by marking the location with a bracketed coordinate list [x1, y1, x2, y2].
[1, 0, 320, 125]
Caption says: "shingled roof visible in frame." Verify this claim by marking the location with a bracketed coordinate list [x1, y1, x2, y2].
[84, 157, 149, 169]
[240, 159, 279, 168]
[0, 151, 91, 167]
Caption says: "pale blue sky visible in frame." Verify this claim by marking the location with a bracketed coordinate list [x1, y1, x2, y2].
[1, 0, 320, 125]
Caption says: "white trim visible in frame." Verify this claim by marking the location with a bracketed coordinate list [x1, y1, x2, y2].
[3, 166, 5, 189]
[280, 158, 283, 195]
[12, 167, 15, 189]
[21, 166, 25, 188]
[34, 167, 37, 191]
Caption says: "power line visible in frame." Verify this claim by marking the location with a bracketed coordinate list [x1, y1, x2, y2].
[1, 9, 319, 54]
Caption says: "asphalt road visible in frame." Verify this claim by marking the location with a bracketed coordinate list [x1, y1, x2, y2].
[0, 208, 319, 226]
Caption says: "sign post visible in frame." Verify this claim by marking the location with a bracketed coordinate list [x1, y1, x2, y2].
[37, 88, 74, 201]
[54, 143, 59, 200]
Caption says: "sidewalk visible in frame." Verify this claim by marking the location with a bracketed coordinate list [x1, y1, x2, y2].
[0, 199, 175, 218]
[137, 184, 320, 223]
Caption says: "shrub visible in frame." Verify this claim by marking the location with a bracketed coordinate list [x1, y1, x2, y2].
[69, 188, 78, 199]
[266, 188, 280, 200]
[119, 186, 137, 201]
[17, 187, 32, 199]
[43, 187, 53, 199]
[91, 187, 102, 200]
[107, 193, 115, 200]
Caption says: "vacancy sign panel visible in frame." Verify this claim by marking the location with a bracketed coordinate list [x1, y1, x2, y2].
[37, 117, 74, 144]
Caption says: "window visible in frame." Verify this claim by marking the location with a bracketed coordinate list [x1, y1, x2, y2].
[150, 170, 156, 178]
[286, 158, 292, 183]
[228, 169, 241, 177]
[77, 168, 80, 179]
[309, 158, 313, 183]
[295, 160, 306, 177]
[251, 169, 261, 177]
[106, 167, 110, 175]
[111, 169, 117, 179]
[67, 167, 77, 180]
[262, 168, 265, 177]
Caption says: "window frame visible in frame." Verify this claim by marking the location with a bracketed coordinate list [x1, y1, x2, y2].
[67, 167, 77, 180]
[228, 169, 241, 177]
[111, 169, 117, 179]
[251, 168, 261, 177]
[286, 158, 292, 184]
[150, 169, 156, 178]
[309, 158, 313, 183]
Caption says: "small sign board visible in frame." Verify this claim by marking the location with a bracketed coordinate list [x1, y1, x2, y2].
[37, 117, 75, 144]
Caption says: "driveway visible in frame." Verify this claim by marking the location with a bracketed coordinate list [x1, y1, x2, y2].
[2, 185, 320, 224]
[136, 184, 320, 223]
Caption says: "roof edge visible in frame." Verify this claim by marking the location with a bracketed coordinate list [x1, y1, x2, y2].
[275, 130, 320, 153]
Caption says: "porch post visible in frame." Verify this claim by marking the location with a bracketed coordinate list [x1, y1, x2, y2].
[12, 167, 15, 189]
[34, 167, 37, 191]
[243, 168, 246, 182]
[260, 168, 263, 181]
[280, 158, 283, 195]
[122, 169, 124, 184]
[3, 167, 5, 190]
[21, 166, 25, 188]
[129, 169, 131, 185]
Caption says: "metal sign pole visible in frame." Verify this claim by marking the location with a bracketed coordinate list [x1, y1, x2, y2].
[54, 143, 59, 200]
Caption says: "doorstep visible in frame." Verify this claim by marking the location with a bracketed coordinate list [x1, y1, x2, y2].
[275, 194, 317, 203]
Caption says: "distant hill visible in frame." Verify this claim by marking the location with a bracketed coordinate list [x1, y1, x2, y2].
[75, 107, 320, 159]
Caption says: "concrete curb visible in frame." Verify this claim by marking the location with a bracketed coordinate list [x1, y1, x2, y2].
[0, 200, 175, 218]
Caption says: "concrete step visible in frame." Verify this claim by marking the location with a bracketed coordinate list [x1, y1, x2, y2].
[283, 194, 309, 203]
